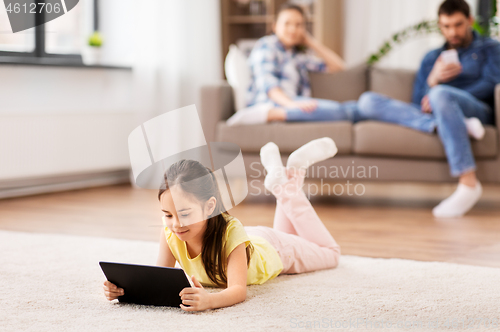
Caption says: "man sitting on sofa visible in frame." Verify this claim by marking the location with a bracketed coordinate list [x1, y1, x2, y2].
[357, 0, 500, 218]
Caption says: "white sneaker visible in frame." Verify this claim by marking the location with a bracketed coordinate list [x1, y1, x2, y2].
[464, 117, 485, 140]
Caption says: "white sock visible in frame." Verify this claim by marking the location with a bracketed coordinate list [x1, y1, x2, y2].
[432, 181, 482, 218]
[260, 142, 287, 191]
[286, 137, 338, 170]
[464, 117, 485, 140]
[226, 102, 273, 126]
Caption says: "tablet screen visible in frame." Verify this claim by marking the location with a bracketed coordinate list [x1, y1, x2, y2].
[100, 261, 192, 307]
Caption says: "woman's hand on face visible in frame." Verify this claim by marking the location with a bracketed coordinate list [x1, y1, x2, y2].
[103, 281, 124, 301]
[301, 30, 314, 47]
[179, 275, 212, 312]
[286, 99, 318, 113]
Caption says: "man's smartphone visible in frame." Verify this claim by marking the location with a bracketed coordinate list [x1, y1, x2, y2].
[440, 49, 460, 64]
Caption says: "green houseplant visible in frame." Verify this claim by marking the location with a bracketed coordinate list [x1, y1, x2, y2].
[82, 31, 103, 65]
[88, 31, 103, 47]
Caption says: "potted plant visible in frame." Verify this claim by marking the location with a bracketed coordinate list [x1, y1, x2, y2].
[82, 0, 103, 65]
[82, 31, 103, 65]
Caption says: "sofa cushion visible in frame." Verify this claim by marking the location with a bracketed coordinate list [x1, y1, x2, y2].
[353, 121, 498, 159]
[309, 63, 368, 102]
[369, 66, 416, 103]
[216, 121, 353, 154]
[224, 44, 251, 111]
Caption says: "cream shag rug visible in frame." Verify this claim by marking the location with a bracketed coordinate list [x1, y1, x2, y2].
[1, 230, 499, 332]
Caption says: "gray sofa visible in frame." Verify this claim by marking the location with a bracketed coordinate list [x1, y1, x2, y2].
[200, 64, 500, 183]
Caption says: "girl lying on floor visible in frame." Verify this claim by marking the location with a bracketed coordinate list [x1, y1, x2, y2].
[103, 137, 341, 312]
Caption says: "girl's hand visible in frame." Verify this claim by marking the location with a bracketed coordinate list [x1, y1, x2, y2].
[103, 280, 124, 301]
[179, 275, 212, 312]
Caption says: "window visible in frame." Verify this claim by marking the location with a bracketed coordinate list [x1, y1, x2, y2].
[0, 1, 85, 64]
[0, 5, 35, 53]
[45, 3, 83, 55]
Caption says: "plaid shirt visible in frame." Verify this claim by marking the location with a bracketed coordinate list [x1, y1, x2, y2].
[246, 34, 327, 107]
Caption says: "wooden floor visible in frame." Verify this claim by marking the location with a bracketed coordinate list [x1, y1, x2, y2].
[1, 181, 499, 268]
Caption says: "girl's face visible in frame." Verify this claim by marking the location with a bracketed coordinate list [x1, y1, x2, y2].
[273, 9, 306, 49]
[160, 187, 216, 242]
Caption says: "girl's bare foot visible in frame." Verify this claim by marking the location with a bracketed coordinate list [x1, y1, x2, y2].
[226, 102, 274, 126]
[267, 107, 286, 122]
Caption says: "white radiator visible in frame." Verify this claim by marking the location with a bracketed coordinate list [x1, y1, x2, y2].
[0, 112, 137, 198]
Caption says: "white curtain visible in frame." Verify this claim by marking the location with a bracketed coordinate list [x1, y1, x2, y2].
[128, 0, 223, 187]
[132, 0, 222, 114]
[343, 0, 477, 69]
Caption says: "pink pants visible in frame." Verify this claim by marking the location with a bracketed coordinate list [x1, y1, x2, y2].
[244, 168, 341, 274]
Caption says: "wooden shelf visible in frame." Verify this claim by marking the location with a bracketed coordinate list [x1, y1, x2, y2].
[225, 14, 313, 24]
[226, 15, 273, 24]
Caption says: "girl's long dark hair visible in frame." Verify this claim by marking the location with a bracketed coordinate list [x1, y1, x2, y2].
[158, 159, 254, 287]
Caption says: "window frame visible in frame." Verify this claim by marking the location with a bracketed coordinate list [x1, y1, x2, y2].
[0, 8, 84, 65]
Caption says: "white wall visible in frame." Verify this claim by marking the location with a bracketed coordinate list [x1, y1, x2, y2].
[0, 66, 135, 181]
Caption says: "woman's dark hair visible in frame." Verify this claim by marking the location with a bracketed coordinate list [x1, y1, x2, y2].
[276, 3, 306, 21]
[158, 159, 254, 288]
[438, 0, 470, 18]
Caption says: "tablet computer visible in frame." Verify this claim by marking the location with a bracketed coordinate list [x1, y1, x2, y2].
[99, 261, 192, 307]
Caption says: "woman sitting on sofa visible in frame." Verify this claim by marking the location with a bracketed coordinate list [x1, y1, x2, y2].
[227, 3, 361, 126]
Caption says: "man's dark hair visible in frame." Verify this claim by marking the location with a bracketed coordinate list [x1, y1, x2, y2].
[438, 0, 471, 18]
[276, 3, 306, 20]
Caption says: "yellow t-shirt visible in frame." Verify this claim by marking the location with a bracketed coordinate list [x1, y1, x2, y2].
[163, 213, 283, 287]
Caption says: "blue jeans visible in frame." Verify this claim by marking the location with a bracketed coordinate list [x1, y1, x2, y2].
[357, 85, 495, 177]
[278, 97, 364, 123]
